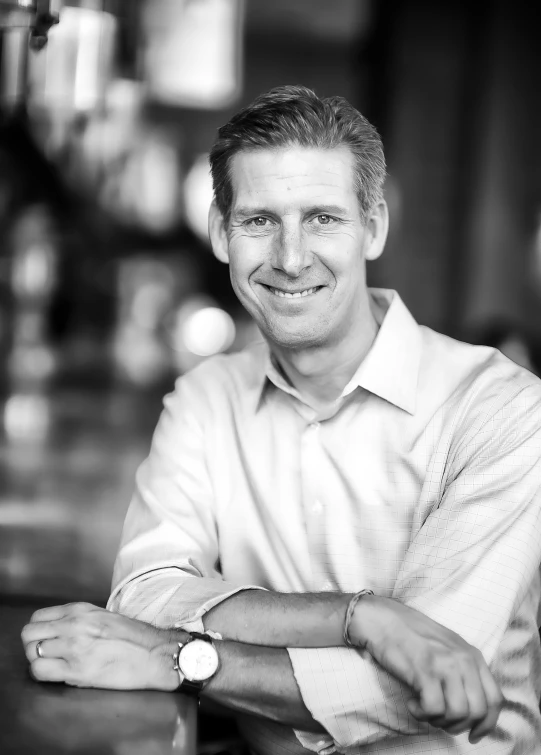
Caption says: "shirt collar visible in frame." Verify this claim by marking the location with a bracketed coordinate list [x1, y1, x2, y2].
[343, 289, 421, 414]
[254, 288, 422, 415]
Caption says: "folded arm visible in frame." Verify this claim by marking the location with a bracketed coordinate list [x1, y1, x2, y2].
[109, 373, 541, 749]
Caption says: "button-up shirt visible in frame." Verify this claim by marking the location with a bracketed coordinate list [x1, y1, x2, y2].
[108, 289, 541, 755]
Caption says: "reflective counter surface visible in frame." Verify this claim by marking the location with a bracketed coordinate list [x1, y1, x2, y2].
[0, 599, 198, 755]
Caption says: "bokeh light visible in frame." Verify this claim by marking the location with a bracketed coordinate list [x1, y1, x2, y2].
[4, 393, 51, 443]
[181, 306, 236, 357]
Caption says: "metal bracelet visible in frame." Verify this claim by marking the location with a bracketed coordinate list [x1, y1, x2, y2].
[342, 589, 374, 648]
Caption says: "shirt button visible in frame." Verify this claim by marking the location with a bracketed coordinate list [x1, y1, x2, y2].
[312, 500, 323, 514]
[308, 422, 320, 431]
[321, 581, 333, 591]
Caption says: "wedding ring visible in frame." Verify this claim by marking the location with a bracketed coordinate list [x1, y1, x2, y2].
[36, 640, 44, 659]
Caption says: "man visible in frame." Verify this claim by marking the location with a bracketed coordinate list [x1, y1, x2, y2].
[22, 86, 541, 754]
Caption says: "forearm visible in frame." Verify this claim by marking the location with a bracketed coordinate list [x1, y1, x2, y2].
[204, 589, 353, 647]
[193, 590, 356, 734]
[203, 640, 326, 733]
[109, 570, 268, 631]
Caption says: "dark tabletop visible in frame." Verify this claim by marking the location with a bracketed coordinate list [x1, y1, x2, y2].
[0, 598, 198, 755]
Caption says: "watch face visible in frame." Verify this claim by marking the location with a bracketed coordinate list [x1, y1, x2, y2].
[179, 639, 219, 682]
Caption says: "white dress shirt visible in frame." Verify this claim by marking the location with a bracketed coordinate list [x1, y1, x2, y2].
[108, 289, 541, 755]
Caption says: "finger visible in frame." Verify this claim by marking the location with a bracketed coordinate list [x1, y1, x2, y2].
[27, 638, 73, 663]
[469, 663, 504, 743]
[422, 677, 469, 735]
[21, 620, 64, 648]
[426, 659, 492, 736]
[460, 658, 489, 727]
[407, 696, 465, 733]
[30, 657, 71, 684]
[407, 677, 446, 720]
[29, 602, 93, 624]
[25, 638, 44, 662]
[406, 698, 426, 719]
[431, 669, 471, 733]
[22, 607, 97, 647]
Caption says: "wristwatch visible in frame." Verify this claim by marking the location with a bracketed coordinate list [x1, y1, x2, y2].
[173, 632, 219, 696]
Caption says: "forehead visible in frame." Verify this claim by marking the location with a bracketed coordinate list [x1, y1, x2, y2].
[228, 146, 357, 208]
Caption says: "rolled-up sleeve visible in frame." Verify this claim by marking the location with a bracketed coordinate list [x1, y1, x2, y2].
[107, 372, 265, 629]
[288, 383, 541, 752]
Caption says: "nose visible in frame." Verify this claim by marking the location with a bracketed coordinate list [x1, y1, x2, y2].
[272, 223, 312, 277]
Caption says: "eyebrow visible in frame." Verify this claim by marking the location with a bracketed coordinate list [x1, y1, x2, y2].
[232, 207, 272, 220]
[305, 204, 350, 216]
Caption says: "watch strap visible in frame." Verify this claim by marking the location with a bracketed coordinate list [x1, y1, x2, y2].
[177, 676, 204, 697]
[189, 631, 212, 643]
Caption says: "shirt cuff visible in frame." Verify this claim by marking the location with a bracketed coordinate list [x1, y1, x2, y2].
[293, 730, 336, 755]
[108, 567, 267, 629]
[287, 646, 425, 751]
[175, 583, 268, 634]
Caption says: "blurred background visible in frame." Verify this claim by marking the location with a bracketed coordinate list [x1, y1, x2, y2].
[0, 0, 540, 605]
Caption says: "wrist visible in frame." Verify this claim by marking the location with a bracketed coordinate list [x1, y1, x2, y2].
[149, 630, 189, 691]
[346, 592, 379, 649]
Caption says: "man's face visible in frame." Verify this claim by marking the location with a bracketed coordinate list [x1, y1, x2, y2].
[221, 146, 381, 351]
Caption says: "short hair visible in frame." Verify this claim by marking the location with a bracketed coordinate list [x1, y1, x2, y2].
[209, 85, 386, 225]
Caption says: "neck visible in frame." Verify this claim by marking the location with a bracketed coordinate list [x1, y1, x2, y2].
[270, 299, 382, 411]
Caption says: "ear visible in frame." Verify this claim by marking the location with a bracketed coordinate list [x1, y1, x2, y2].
[364, 200, 389, 262]
[208, 201, 230, 264]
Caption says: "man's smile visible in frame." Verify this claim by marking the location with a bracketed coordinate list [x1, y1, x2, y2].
[265, 285, 324, 299]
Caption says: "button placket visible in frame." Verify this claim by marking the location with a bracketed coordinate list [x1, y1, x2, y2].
[301, 420, 332, 590]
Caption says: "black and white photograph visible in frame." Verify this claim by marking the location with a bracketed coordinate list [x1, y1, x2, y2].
[1, 2, 540, 754]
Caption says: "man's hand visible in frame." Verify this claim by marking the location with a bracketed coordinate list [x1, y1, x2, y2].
[20, 602, 324, 733]
[21, 603, 183, 691]
[350, 595, 503, 744]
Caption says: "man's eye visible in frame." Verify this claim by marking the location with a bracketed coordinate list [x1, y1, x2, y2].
[316, 215, 334, 225]
[248, 217, 269, 227]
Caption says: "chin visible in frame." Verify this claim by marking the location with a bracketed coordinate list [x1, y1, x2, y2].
[264, 325, 326, 351]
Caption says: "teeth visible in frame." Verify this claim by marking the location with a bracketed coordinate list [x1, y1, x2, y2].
[269, 287, 319, 298]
